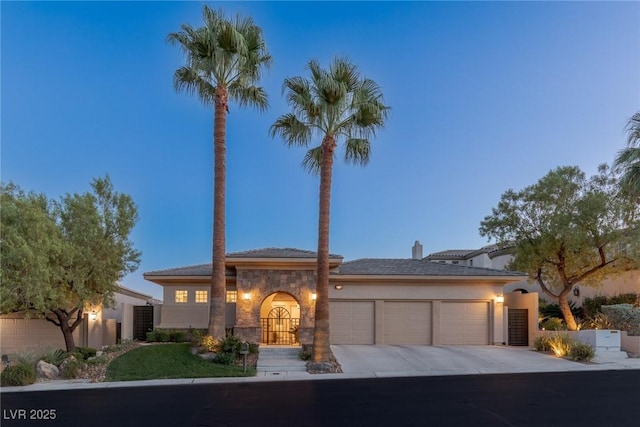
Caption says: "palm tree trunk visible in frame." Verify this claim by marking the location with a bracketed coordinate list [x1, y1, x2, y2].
[209, 85, 228, 340]
[313, 135, 336, 363]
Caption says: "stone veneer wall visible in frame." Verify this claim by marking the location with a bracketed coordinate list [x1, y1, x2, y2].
[234, 269, 317, 345]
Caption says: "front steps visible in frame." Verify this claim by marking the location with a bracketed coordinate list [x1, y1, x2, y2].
[257, 347, 307, 373]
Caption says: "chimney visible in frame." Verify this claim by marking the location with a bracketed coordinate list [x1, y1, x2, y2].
[412, 241, 423, 260]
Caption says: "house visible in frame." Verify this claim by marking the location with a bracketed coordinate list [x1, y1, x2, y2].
[425, 244, 640, 305]
[144, 243, 537, 347]
[0, 284, 160, 355]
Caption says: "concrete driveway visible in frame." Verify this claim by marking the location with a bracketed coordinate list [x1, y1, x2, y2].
[331, 345, 640, 378]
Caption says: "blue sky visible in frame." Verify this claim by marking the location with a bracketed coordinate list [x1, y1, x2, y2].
[3, 2, 638, 300]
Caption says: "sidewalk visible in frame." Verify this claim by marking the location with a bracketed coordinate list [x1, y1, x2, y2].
[2, 345, 639, 393]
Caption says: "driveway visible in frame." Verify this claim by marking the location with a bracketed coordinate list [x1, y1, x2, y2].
[331, 345, 640, 377]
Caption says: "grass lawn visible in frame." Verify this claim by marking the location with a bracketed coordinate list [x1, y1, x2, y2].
[105, 343, 256, 381]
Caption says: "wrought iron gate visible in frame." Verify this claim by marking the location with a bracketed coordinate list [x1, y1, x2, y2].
[134, 305, 154, 341]
[508, 309, 528, 346]
[261, 307, 300, 345]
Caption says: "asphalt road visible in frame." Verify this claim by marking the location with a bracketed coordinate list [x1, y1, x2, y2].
[3, 370, 638, 427]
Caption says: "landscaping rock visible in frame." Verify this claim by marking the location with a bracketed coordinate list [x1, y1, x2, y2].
[36, 360, 59, 379]
[307, 351, 343, 374]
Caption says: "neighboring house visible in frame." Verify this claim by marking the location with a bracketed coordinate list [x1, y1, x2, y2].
[425, 244, 640, 306]
[0, 284, 160, 355]
[144, 244, 536, 347]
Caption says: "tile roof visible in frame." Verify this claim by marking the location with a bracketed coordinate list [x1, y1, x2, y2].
[144, 263, 217, 277]
[336, 258, 525, 277]
[144, 248, 342, 277]
[227, 248, 342, 259]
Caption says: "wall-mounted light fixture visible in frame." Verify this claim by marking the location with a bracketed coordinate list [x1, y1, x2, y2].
[573, 287, 580, 297]
[89, 311, 98, 321]
[334, 284, 343, 290]
[495, 295, 504, 303]
[243, 293, 251, 301]
[311, 293, 317, 301]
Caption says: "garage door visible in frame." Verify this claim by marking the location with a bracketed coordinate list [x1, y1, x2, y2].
[441, 302, 489, 345]
[330, 301, 374, 344]
[384, 302, 432, 345]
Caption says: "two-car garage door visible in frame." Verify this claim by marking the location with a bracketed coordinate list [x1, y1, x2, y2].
[330, 301, 489, 345]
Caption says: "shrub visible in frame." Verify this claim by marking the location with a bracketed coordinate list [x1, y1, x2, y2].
[299, 349, 312, 361]
[584, 312, 613, 330]
[583, 293, 640, 318]
[189, 328, 207, 343]
[541, 317, 565, 331]
[155, 329, 171, 342]
[104, 339, 137, 353]
[200, 335, 217, 352]
[215, 335, 242, 356]
[534, 335, 553, 352]
[0, 362, 37, 386]
[145, 331, 156, 342]
[539, 301, 582, 323]
[170, 331, 187, 343]
[60, 358, 83, 379]
[569, 341, 595, 362]
[86, 355, 109, 366]
[248, 343, 259, 354]
[547, 334, 573, 358]
[41, 348, 67, 366]
[14, 350, 39, 366]
[601, 304, 640, 335]
[75, 346, 97, 361]
[212, 352, 235, 365]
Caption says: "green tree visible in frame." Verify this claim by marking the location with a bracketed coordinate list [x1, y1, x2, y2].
[270, 57, 389, 364]
[480, 165, 640, 330]
[0, 177, 141, 351]
[167, 6, 271, 339]
[614, 112, 640, 198]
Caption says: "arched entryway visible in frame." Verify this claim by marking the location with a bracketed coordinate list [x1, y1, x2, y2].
[260, 292, 301, 346]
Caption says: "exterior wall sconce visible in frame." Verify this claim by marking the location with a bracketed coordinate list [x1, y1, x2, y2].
[573, 287, 580, 297]
[243, 293, 251, 301]
[495, 295, 504, 303]
[334, 284, 343, 290]
[311, 293, 317, 301]
[89, 311, 98, 321]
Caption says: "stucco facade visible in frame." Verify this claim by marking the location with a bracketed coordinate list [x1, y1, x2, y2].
[145, 247, 530, 347]
[0, 284, 157, 355]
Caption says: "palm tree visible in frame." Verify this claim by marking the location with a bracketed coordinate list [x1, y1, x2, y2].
[168, 6, 271, 339]
[615, 112, 640, 199]
[270, 57, 389, 364]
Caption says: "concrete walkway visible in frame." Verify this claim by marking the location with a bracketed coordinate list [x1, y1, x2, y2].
[2, 345, 639, 393]
[256, 346, 307, 376]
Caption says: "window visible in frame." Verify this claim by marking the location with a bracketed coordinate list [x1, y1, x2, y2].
[469, 259, 473, 266]
[226, 290, 237, 303]
[452, 261, 459, 265]
[195, 290, 208, 303]
[175, 290, 188, 303]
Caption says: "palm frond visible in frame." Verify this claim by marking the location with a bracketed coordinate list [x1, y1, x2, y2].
[301, 146, 323, 175]
[344, 138, 371, 166]
[626, 112, 640, 147]
[168, 5, 271, 111]
[270, 114, 312, 147]
[273, 57, 389, 175]
[173, 66, 216, 105]
[229, 83, 269, 112]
